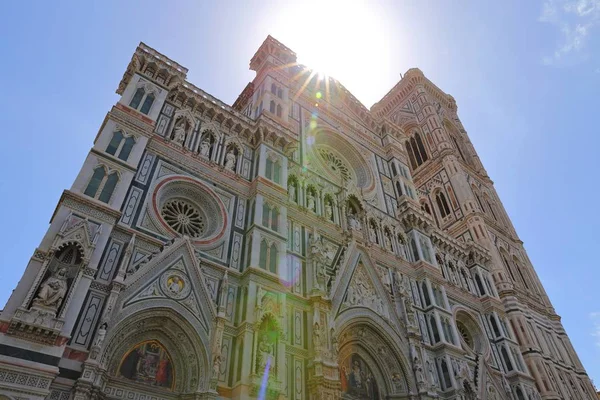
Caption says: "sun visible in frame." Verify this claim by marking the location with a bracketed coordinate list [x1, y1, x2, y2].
[266, 0, 394, 107]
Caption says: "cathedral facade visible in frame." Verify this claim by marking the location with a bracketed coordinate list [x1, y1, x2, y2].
[0, 36, 595, 400]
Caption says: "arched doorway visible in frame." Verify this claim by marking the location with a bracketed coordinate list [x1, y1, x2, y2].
[335, 321, 414, 399]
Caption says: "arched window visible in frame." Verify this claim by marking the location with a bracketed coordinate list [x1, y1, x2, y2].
[259, 240, 268, 270]
[277, 88, 283, 99]
[106, 131, 124, 156]
[140, 92, 155, 115]
[517, 267, 530, 289]
[405, 132, 429, 170]
[262, 203, 271, 227]
[475, 273, 486, 296]
[490, 315, 501, 338]
[440, 359, 452, 389]
[129, 87, 145, 109]
[421, 201, 432, 215]
[460, 268, 471, 291]
[271, 83, 277, 94]
[452, 135, 467, 162]
[271, 208, 279, 231]
[422, 282, 431, 306]
[502, 255, 517, 282]
[269, 244, 278, 273]
[276, 104, 282, 118]
[84, 167, 106, 197]
[501, 346, 514, 372]
[430, 315, 440, 343]
[269, 101, 276, 114]
[119, 136, 135, 161]
[435, 191, 451, 218]
[98, 172, 118, 203]
[288, 177, 298, 203]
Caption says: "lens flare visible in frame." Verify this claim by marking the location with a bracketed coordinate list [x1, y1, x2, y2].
[257, 356, 271, 400]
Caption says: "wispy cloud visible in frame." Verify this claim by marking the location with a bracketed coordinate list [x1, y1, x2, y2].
[591, 312, 600, 347]
[539, 0, 600, 65]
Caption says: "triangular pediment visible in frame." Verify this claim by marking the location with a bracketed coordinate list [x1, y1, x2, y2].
[119, 238, 216, 333]
[331, 247, 402, 330]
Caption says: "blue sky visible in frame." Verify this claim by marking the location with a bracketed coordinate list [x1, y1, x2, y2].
[1, 0, 599, 384]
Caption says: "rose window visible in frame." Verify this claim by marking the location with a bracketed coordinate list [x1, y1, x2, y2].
[317, 148, 351, 182]
[161, 199, 206, 237]
[151, 176, 228, 244]
[457, 321, 473, 348]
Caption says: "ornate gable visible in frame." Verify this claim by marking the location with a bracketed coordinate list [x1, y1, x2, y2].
[118, 238, 216, 333]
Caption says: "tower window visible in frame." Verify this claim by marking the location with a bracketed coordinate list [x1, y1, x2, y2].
[129, 85, 156, 115]
[277, 88, 283, 99]
[259, 240, 278, 274]
[276, 104, 282, 118]
[84, 167, 105, 198]
[140, 93, 155, 115]
[501, 346, 514, 372]
[271, 83, 277, 94]
[106, 131, 135, 161]
[405, 132, 429, 170]
[106, 131, 124, 156]
[84, 166, 119, 204]
[129, 87, 145, 109]
[435, 191, 451, 218]
[98, 172, 118, 203]
[269, 100, 276, 114]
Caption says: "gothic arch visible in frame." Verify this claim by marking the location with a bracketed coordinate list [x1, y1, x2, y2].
[335, 319, 415, 397]
[100, 307, 210, 394]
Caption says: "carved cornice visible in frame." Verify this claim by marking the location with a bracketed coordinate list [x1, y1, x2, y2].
[52, 190, 121, 225]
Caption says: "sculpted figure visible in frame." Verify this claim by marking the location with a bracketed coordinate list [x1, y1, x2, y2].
[173, 123, 187, 146]
[288, 184, 296, 202]
[200, 139, 211, 157]
[383, 230, 393, 251]
[368, 223, 377, 243]
[307, 192, 316, 211]
[258, 334, 274, 371]
[313, 322, 322, 349]
[225, 149, 237, 171]
[93, 322, 108, 347]
[325, 202, 333, 221]
[33, 267, 69, 311]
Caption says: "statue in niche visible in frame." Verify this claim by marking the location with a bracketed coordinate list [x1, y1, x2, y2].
[307, 191, 316, 211]
[325, 202, 333, 221]
[288, 183, 296, 203]
[309, 233, 328, 291]
[225, 148, 237, 171]
[33, 267, 69, 311]
[410, 345, 426, 391]
[257, 333, 275, 372]
[212, 353, 222, 378]
[200, 140, 210, 156]
[312, 322, 322, 349]
[368, 222, 378, 244]
[93, 322, 108, 347]
[384, 231, 393, 251]
[173, 121, 187, 146]
[426, 360, 438, 389]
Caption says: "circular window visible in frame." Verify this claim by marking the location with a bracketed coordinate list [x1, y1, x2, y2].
[457, 321, 473, 348]
[317, 147, 352, 182]
[454, 311, 489, 356]
[151, 176, 228, 245]
[161, 199, 206, 237]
